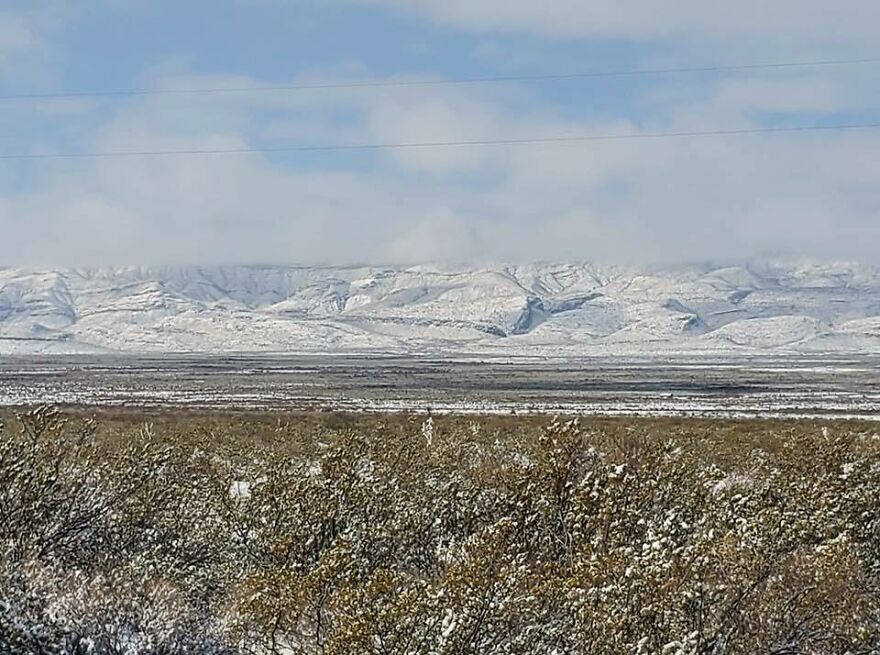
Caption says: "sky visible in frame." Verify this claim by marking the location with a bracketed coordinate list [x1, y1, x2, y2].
[0, 0, 878, 266]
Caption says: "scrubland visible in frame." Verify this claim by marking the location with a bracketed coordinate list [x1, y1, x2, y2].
[0, 408, 878, 654]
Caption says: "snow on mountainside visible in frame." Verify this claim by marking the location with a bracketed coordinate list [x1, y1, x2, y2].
[0, 262, 878, 356]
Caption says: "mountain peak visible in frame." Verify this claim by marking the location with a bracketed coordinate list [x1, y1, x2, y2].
[1, 262, 877, 356]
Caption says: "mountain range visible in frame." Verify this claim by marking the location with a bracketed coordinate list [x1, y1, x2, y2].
[1, 262, 879, 356]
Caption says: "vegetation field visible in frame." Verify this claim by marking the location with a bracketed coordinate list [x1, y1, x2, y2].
[0, 408, 879, 653]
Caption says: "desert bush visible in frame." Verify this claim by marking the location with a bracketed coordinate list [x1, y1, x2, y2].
[0, 409, 877, 653]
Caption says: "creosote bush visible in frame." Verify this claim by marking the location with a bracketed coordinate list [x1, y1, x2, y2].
[0, 407, 878, 654]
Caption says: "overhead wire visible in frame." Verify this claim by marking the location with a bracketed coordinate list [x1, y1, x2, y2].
[2, 122, 878, 161]
[1, 57, 879, 101]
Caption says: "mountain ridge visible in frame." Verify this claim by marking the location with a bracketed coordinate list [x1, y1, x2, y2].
[1, 261, 878, 356]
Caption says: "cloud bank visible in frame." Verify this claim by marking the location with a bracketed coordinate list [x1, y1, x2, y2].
[1, 1, 879, 266]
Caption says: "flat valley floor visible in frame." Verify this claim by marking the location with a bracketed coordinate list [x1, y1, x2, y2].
[1, 354, 878, 420]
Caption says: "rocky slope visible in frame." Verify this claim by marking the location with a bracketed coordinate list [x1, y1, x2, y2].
[1, 262, 878, 356]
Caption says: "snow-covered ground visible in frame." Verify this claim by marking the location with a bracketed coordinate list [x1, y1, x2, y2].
[1, 261, 878, 356]
[1, 354, 877, 420]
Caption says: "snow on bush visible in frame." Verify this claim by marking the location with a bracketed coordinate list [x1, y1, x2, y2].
[0, 408, 877, 653]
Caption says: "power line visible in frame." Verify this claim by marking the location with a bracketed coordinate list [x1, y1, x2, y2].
[3, 57, 880, 101]
[3, 122, 879, 162]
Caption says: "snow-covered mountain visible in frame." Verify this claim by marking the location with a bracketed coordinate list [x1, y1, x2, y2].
[1, 262, 879, 356]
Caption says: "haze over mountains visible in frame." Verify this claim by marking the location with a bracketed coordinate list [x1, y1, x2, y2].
[1, 262, 878, 357]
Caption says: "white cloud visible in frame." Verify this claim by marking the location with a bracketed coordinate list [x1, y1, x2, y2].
[340, 0, 880, 55]
[386, 208, 482, 262]
[0, 11, 42, 73]
[3, 62, 880, 266]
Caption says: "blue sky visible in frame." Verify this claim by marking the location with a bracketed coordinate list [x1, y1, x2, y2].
[1, 0, 879, 265]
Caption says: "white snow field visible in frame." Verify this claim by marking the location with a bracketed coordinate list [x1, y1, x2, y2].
[0, 261, 878, 356]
